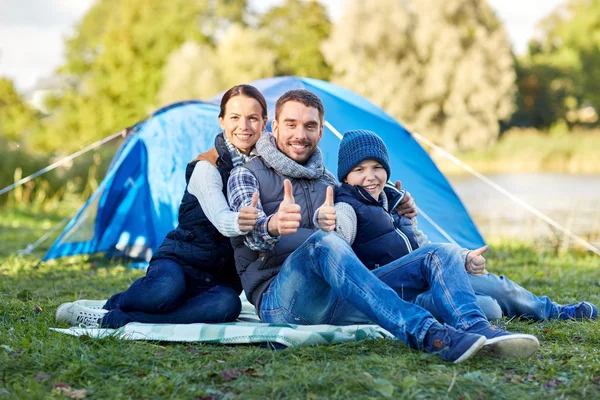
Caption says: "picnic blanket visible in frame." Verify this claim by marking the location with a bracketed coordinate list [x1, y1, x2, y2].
[51, 295, 394, 347]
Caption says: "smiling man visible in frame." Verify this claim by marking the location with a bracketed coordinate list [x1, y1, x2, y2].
[227, 90, 539, 363]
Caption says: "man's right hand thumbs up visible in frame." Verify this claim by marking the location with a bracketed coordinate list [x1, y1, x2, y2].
[282, 178, 295, 205]
[268, 179, 302, 236]
[317, 186, 336, 232]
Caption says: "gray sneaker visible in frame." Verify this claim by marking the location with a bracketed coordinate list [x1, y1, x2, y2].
[55, 303, 107, 328]
[73, 299, 108, 310]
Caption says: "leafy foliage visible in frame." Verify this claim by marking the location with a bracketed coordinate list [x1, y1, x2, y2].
[514, 0, 600, 128]
[323, 0, 517, 151]
[0, 78, 40, 142]
[259, 0, 332, 80]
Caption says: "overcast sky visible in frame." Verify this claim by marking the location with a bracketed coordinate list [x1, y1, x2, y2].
[0, 0, 564, 92]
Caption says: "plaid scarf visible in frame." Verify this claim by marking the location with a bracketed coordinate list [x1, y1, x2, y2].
[224, 135, 253, 168]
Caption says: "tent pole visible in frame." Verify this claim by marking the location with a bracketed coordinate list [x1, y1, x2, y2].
[411, 131, 600, 257]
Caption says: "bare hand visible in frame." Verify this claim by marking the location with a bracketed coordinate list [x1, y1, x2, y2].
[395, 181, 417, 218]
[268, 179, 302, 236]
[317, 186, 336, 232]
[466, 245, 488, 275]
[238, 192, 259, 232]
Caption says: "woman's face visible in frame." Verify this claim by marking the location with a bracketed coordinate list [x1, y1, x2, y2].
[219, 95, 267, 154]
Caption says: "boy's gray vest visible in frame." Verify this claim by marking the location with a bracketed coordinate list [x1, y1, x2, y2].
[231, 157, 328, 308]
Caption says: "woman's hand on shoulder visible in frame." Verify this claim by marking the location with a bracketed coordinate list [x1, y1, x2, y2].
[238, 192, 259, 232]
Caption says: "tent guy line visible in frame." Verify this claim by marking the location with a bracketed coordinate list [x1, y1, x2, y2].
[411, 131, 600, 257]
[0, 130, 127, 197]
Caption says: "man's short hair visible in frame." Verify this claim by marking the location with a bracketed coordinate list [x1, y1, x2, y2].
[275, 90, 325, 124]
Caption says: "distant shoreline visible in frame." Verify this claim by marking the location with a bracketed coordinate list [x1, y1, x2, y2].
[429, 128, 600, 176]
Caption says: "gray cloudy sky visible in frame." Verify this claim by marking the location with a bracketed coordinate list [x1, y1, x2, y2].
[0, 0, 564, 92]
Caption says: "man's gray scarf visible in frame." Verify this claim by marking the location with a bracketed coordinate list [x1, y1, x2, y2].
[255, 132, 337, 185]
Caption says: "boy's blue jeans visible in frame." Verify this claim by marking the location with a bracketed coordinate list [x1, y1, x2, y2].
[259, 231, 488, 350]
[414, 273, 560, 320]
[101, 258, 241, 328]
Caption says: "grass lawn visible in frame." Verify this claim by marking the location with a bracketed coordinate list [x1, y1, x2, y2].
[1, 204, 600, 399]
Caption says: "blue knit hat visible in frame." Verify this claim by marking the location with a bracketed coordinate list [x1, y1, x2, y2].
[337, 130, 391, 182]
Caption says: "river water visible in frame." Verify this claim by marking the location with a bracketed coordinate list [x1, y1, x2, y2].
[447, 173, 600, 248]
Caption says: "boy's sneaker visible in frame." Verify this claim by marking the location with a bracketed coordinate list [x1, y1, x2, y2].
[73, 299, 108, 310]
[55, 303, 107, 328]
[467, 322, 539, 359]
[558, 302, 598, 320]
[423, 323, 487, 364]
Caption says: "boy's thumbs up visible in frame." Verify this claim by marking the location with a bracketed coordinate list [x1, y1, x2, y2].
[325, 186, 334, 206]
[283, 179, 295, 204]
[395, 180, 402, 191]
[471, 245, 489, 257]
[466, 245, 489, 275]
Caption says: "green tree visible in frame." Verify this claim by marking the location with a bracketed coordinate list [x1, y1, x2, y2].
[36, 0, 247, 152]
[0, 78, 40, 143]
[259, 0, 332, 80]
[322, 0, 517, 151]
[517, 0, 600, 127]
[157, 24, 276, 106]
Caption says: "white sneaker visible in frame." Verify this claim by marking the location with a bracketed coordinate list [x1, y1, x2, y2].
[73, 299, 108, 310]
[55, 303, 107, 328]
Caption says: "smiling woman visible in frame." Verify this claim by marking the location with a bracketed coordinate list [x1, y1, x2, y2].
[55, 84, 269, 329]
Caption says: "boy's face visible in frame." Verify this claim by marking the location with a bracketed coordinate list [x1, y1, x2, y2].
[344, 159, 387, 201]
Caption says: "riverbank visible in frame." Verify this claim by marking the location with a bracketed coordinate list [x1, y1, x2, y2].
[431, 128, 600, 175]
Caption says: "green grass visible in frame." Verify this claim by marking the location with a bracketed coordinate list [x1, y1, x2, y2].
[2, 205, 600, 399]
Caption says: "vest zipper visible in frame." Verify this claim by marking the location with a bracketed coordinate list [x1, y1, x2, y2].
[357, 187, 413, 254]
[303, 180, 314, 220]
[388, 213, 413, 253]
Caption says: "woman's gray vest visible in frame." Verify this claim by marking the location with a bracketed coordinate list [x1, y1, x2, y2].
[231, 157, 328, 308]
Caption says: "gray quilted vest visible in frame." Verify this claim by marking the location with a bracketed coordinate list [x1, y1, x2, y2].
[232, 157, 328, 308]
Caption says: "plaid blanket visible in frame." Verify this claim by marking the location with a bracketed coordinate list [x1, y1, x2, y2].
[51, 295, 394, 347]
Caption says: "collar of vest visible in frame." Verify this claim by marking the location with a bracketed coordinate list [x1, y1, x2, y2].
[214, 133, 233, 171]
[340, 183, 385, 208]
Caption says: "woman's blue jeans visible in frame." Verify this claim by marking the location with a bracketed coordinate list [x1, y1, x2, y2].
[101, 258, 241, 328]
[259, 231, 488, 350]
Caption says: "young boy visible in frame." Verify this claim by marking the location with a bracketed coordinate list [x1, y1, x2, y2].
[319, 129, 597, 322]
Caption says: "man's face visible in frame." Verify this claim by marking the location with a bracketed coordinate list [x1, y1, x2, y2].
[272, 101, 323, 164]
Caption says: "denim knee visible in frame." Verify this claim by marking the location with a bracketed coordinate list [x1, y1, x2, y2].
[209, 288, 242, 323]
[311, 230, 350, 252]
[477, 296, 503, 319]
[144, 261, 187, 311]
[426, 243, 463, 270]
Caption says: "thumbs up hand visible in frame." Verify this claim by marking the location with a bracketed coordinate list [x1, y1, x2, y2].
[238, 192, 259, 232]
[317, 186, 336, 232]
[465, 245, 489, 275]
[267, 179, 302, 236]
[394, 181, 418, 218]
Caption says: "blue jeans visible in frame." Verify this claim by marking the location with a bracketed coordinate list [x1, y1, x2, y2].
[101, 258, 241, 328]
[259, 231, 487, 350]
[414, 273, 560, 320]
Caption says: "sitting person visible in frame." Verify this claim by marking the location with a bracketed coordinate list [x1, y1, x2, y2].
[55, 84, 268, 328]
[228, 89, 539, 364]
[321, 129, 597, 323]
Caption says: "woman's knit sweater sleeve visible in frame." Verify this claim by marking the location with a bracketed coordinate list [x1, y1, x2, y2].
[187, 161, 244, 237]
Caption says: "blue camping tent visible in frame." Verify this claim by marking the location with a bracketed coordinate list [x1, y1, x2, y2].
[43, 76, 485, 262]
